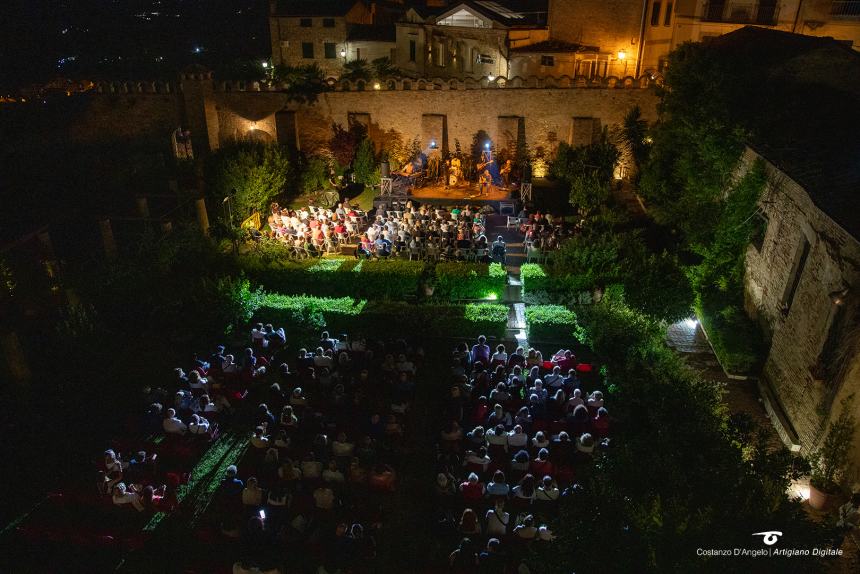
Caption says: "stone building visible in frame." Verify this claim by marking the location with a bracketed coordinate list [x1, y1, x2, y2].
[268, 0, 375, 76]
[393, 1, 550, 79]
[726, 30, 860, 477]
[641, 0, 860, 73]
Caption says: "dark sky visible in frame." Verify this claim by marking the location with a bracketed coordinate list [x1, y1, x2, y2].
[0, 0, 271, 91]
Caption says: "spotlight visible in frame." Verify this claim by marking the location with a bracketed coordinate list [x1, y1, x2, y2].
[485, 142, 490, 150]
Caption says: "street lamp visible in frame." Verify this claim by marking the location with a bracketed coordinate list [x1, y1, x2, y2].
[617, 49, 628, 77]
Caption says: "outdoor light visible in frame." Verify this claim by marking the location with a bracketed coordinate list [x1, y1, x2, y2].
[262, 61, 269, 68]
[259, 509, 266, 519]
[485, 142, 490, 150]
[485, 293, 498, 300]
[430, 140, 437, 148]
[830, 287, 850, 305]
[373, 82, 381, 90]
[683, 317, 698, 329]
[617, 49, 627, 60]
[340, 48, 346, 57]
[488, 74, 495, 81]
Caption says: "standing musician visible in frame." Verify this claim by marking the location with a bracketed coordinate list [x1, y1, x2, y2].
[500, 159, 512, 189]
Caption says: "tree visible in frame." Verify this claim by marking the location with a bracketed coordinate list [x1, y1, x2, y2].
[328, 122, 367, 168]
[209, 141, 292, 219]
[272, 63, 327, 104]
[353, 138, 379, 186]
[341, 59, 372, 82]
[611, 105, 650, 182]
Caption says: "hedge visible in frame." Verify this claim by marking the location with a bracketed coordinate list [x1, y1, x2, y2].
[434, 262, 507, 300]
[238, 256, 425, 300]
[525, 305, 578, 342]
[520, 263, 591, 297]
[253, 294, 508, 340]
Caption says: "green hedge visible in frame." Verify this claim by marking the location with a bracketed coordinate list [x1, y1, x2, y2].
[525, 305, 578, 342]
[434, 262, 507, 300]
[520, 263, 591, 297]
[238, 255, 425, 300]
[254, 294, 507, 340]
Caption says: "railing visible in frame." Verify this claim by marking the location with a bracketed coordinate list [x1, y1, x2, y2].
[702, 2, 780, 25]
[831, 0, 860, 17]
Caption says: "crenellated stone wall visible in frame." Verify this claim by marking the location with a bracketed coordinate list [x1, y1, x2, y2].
[68, 73, 660, 161]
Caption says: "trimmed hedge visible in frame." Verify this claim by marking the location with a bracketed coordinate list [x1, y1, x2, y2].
[525, 305, 578, 342]
[239, 256, 425, 300]
[434, 262, 507, 300]
[520, 263, 590, 297]
[254, 294, 507, 340]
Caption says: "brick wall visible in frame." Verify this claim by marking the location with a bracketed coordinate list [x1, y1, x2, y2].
[743, 148, 860, 464]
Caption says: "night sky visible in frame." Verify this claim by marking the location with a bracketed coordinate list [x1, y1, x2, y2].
[0, 0, 271, 92]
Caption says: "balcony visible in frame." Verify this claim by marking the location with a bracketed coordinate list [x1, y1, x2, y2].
[702, 2, 780, 25]
[831, 1, 860, 18]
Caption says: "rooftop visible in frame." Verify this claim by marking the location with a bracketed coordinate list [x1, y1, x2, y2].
[510, 40, 598, 54]
[712, 27, 860, 240]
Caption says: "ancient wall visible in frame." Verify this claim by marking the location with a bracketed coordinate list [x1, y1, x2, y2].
[743, 148, 860, 461]
[210, 77, 660, 163]
[65, 83, 184, 146]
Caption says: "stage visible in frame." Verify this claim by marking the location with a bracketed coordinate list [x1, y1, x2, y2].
[408, 181, 513, 201]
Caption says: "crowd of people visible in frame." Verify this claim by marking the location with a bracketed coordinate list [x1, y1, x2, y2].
[356, 201, 495, 261]
[212, 329, 421, 573]
[264, 202, 370, 256]
[436, 337, 609, 573]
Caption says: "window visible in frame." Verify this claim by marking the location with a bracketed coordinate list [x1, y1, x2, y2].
[541, 55, 555, 66]
[409, 39, 416, 62]
[322, 18, 335, 27]
[324, 43, 336, 59]
[300, 18, 312, 27]
[664, 2, 673, 25]
[751, 211, 768, 252]
[815, 303, 849, 383]
[782, 237, 811, 313]
[651, 1, 662, 25]
[302, 42, 314, 59]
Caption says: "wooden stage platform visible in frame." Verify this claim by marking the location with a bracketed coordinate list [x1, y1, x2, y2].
[407, 182, 513, 202]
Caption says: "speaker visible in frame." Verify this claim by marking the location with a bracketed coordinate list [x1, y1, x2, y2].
[380, 161, 390, 178]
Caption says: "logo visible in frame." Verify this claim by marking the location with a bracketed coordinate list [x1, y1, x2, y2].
[752, 531, 783, 546]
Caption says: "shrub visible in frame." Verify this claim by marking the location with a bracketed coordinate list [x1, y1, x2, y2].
[252, 294, 507, 340]
[238, 254, 424, 300]
[434, 262, 506, 300]
[525, 305, 578, 342]
[696, 291, 763, 374]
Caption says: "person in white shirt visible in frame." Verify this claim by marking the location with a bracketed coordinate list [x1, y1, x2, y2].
[464, 447, 491, 473]
[536, 476, 560, 501]
[486, 424, 509, 450]
[112, 483, 144, 511]
[189, 414, 210, 436]
[514, 515, 538, 540]
[242, 477, 264, 507]
[491, 344, 508, 365]
[543, 366, 564, 390]
[251, 323, 267, 349]
[507, 425, 529, 449]
[588, 391, 604, 410]
[566, 388, 585, 409]
[163, 408, 187, 435]
[485, 503, 510, 538]
[251, 426, 270, 449]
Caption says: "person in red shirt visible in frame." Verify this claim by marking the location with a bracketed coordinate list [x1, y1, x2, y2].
[460, 473, 485, 503]
[530, 447, 554, 478]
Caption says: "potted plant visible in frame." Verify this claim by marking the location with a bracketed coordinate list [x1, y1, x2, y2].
[808, 395, 856, 510]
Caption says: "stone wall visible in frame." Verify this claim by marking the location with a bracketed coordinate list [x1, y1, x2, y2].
[743, 147, 860, 465]
[210, 81, 658, 162]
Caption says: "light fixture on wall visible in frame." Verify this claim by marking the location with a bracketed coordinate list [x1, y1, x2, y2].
[487, 74, 495, 81]
[340, 48, 346, 58]
[830, 287, 850, 306]
[617, 49, 627, 60]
